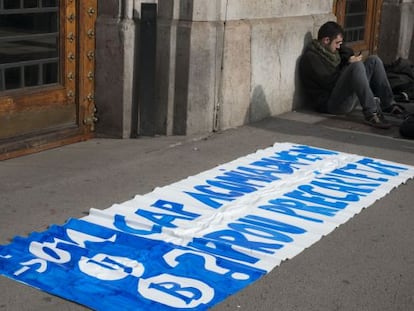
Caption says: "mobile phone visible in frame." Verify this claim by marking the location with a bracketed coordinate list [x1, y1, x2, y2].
[356, 51, 362, 56]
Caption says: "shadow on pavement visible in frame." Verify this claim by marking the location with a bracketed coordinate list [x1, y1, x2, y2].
[248, 103, 414, 154]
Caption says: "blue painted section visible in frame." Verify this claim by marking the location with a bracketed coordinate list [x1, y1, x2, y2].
[0, 219, 265, 310]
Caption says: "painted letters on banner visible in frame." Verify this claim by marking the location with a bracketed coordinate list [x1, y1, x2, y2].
[1, 143, 413, 310]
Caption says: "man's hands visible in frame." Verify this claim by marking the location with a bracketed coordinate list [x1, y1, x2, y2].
[349, 53, 363, 63]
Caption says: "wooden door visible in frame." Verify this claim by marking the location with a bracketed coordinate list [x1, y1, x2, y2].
[0, 0, 97, 160]
[334, 0, 383, 55]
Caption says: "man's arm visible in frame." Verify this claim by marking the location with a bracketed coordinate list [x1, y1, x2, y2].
[340, 45, 362, 64]
[300, 51, 339, 91]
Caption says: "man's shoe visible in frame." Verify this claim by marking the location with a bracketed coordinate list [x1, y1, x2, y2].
[382, 103, 406, 117]
[364, 112, 392, 129]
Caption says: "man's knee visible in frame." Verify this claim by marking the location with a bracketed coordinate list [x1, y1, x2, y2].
[365, 55, 383, 67]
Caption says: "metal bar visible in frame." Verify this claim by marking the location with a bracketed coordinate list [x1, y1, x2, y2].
[0, 7, 58, 14]
[345, 28, 364, 42]
[0, 58, 59, 70]
[0, 60, 59, 90]
[345, 12, 367, 17]
[0, 32, 59, 43]
[38, 63, 43, 85]
[0, 69, 4, 91]
[345, 26, 365, 32]
[19, 66, 24, 88]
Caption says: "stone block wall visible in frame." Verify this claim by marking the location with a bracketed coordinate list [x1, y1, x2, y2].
[157, 0, 335, 135]
[95, 0, 335, 137]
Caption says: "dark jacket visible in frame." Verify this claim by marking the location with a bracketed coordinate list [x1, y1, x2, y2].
[299, 42, 354, 109]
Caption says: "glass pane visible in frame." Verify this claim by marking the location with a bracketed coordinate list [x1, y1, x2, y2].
[5, 67, 20, 90]
[346, 0, 366, 14]
[24, 64, 39, 86]
[0, 5, 60, 91]
[24, 0, 39, 8]
[0, 37, 59, 64]
[42, 0, 58, 8]
[43, 62, 58, 84]
[345, 15, 365, 28]
[3, 0, 20, 9]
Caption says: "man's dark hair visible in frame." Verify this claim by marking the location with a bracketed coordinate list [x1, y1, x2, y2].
[317, 21, 344, 41]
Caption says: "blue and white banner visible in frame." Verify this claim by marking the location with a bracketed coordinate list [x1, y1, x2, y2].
[1, 143, 413, 310]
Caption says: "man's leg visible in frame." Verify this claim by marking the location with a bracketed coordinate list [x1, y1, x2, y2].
[326, 61, 378, 117]
[364, 55, 395, 109]
[325, 60, 391, 129]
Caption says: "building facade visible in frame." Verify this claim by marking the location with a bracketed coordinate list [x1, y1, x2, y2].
[0, 0, 413, 159]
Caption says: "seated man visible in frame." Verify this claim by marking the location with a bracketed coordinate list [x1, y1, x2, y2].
[299, 21, 404, 129]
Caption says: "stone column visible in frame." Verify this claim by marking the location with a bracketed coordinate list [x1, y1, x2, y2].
[157, 0, 224, 135]
[379, 0, 414, 63]
[95, 0, 136, 138]
[397, 0, 414, 60]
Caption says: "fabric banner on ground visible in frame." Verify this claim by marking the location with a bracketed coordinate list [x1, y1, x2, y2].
[1, 143, 413, 310]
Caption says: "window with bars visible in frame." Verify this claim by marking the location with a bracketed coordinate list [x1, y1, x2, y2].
[343, 0, 367, 43]
[0, 0, 59, 91]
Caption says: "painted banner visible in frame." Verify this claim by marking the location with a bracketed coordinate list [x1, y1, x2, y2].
[1, 143, 413, 310]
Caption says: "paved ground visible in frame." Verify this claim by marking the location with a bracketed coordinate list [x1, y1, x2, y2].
[1, 108, 414, 311]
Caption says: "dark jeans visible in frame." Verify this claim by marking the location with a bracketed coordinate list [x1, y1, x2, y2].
[324, 55, 394, 117]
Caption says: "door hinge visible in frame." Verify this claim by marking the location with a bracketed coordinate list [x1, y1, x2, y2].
[83, 103, 98, 132]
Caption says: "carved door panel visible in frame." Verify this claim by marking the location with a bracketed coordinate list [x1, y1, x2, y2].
[0, 0, 97, 160]
[335, 0, 383, 55]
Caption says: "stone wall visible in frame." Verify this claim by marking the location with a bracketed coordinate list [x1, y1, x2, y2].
[94, 0, 414, 138]
[378, 0, 414, 64]
[157, 0, 335, 135]
[95, 0, 335, 137]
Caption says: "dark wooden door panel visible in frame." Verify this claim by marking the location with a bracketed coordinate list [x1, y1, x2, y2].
[0, 0, 97, 160]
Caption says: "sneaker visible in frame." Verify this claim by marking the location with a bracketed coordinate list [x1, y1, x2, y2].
[394, 92, 410, 103]
[364, 112, 392, 129]
[382, 103, 406, 117]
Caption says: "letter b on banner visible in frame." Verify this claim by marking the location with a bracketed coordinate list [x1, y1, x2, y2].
[138, 274, 214, 308]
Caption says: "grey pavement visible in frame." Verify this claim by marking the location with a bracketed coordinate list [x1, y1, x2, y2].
[1, 109, 414, 311]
